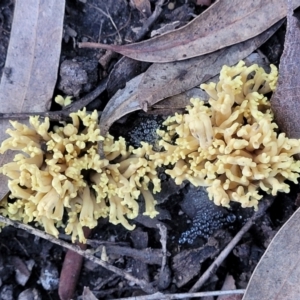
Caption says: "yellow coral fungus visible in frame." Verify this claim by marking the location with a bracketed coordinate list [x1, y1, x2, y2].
[2, 60, 300, 242]
[153, 61, 300, 209]
[0, 108, 160, 242]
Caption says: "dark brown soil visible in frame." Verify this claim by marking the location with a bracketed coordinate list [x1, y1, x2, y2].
[0, 0, 13, 79]
[0, 1, 298, 300]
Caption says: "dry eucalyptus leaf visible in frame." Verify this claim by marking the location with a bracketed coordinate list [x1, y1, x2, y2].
[150, 87, 209, 115]
[0, 0, 65, 199]
[79, 0, 300, 63]
[151, 52, 270, 114]
[138, 22, 282, 111]
[271, 9, 300, 139]
[100, 22, 282, 134]
[243, 207, 300, 300]
[100, 73, 144, 135]
[106, 56, 150, 98]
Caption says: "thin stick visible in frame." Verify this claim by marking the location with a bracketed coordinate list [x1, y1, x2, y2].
[0, 78, 107, 121]
[101, 12, 132, 39]
[157, 223, 171, 289]
[0, 215, 157, 294]
[189, 196, 274, 292]
[88, 244, 163, 265]
[0, 110, 102, 121]
[78, 0, 165, 49]
[157, 224, 167, 270]
[88, 3, 122, 42]
[110, 289, 246, 300]
[0, 110, 72, 121]
[64, 77, 108, 112]
[135, 0, 165, 41]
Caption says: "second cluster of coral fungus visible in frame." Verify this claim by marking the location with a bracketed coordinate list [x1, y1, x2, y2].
[152, 61, 300, 209]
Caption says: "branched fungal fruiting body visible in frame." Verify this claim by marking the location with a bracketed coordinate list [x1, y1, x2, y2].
[152, 61, 300, 209]
[0, 109, 160, 243]
[1, 61, 300, 242]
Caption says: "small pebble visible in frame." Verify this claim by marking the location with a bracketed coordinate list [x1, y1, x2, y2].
[18, 288, 41, 300]
[40, 262, 59, 291]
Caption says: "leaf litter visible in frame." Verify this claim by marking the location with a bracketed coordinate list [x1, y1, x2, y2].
[79, 0, 300, 63]
[1, 1, 300, 299]
[100, 21, 282, 135]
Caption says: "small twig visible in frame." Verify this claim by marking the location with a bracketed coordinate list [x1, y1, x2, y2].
[99, 50, 118, 70]
[0, 215, 157, 294]
[0, 79, 106, 120]
[157, 224, 167, 269]
[0, 110, 72, 121]
[64, 77, 108, 112]
[0, 27, 10, 35]
[0, 110, 102, 121]
[101, 12, 132, 39]
[135, 0, 165, 41]
[97, 20, 103, 43]
[94, 273, 119, 291]
[189, 196, 274, 292]
[110, 289, 246, 300]
[88, 3, 122, 42]
[78, 0, 165, 50]
[13, 237, 30, 257]
[157, 223, 171, 289]
[91, 244, 164, 265]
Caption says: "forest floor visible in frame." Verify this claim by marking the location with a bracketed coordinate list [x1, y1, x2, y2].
[0, 1, 298, 300]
